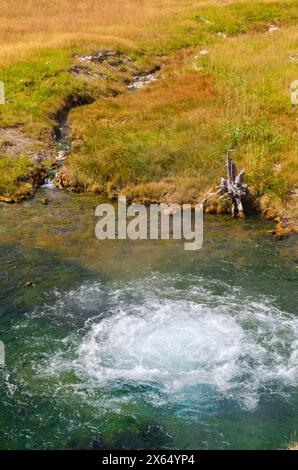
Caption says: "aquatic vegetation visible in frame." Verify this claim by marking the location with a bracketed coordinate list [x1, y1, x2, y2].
[0, 0, 297, 225]
[0, 188, 297, 449]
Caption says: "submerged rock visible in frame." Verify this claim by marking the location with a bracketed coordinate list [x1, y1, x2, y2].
[267, 218, 296, 239]
[56, 150, 67, 162]
[24, 281, 35, 287]
[91, 438, 106, 450]
[141, 423, 173, 449]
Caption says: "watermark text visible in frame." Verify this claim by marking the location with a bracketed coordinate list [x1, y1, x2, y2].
[95, 197, 203, 250]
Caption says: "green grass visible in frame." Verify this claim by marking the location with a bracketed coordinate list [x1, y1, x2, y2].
[138, 1, 298, 55]
[0, 0, 297, 218]
[66, 15, 298, 208]
[0, 155, 33, 200]
[0, 48, 107, 136]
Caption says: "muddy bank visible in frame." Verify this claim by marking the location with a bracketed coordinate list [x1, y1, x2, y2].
[0, 128, 52, 163]
[203, 195, 298, 238]
[0, 127, 53, 202]
[0, 165, 48, 203]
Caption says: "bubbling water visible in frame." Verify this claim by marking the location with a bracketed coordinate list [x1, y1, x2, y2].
[46, 276, 298, 411]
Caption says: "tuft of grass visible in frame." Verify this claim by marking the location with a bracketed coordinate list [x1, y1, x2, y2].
[0, 156, 33, 199]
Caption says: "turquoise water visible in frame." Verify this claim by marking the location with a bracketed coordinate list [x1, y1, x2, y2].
[0, 188, 297, 450]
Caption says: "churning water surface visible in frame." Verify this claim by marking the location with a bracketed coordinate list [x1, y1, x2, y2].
[0, 189, 297, 449]
[46, 277, 298, 411]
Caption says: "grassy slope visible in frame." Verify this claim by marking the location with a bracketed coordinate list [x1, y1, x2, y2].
[0, 0, 297, 220]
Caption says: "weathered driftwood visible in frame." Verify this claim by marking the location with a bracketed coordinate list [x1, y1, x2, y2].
[204, 151, 249, 217]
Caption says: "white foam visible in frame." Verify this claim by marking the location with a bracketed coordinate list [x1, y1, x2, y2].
[44, 276, 298, 410]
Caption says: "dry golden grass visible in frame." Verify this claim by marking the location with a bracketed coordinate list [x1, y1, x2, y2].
[0, 0, 209, 64]
[1, 0, 297, 71]
[2, 0, 293, 63]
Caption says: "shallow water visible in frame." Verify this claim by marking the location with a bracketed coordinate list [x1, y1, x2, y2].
[0, 188, 297, 450]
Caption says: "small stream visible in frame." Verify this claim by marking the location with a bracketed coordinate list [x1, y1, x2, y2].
[41, 111, 72, 188]
[0, 189, 297, 449]
[42, 60, 162, 189]
[42, 98, 92, 188]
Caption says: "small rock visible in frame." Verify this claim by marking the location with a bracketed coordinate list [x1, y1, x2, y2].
[273, 163, 282, 172]
[267, 219, 295, 239]
[40, 198, 49, 205]
[216, 206, 226, 214]
[289, 54, 298, 63]
[56, 150, 67, 162]
[268, 25, 280, 33]
[204, 203, 217, 214]
[195, 16, 210, 24]
[55, 167, 80, 191]
[217, 32, 227, 38]
[199, 49, 209, 56]
[75, 50, 132, 66]
[70, 65, 108, 80]
[161, 204, 180, 216]
[267, 229, 288, 239]
[193, 64, 204, 71]
[263, 208, 278, 220]
[128, 71, 159, 90]
[24, 281, 35, 287]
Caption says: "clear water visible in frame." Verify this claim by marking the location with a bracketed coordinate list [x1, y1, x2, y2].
[0, 188, 297, 450]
